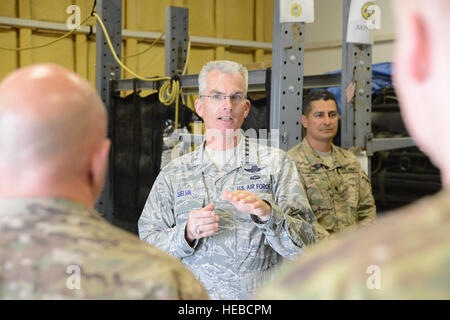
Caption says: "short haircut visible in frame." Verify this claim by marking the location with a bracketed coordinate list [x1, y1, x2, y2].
[303, 89, 338, 115]
[198, 60, 248, 96]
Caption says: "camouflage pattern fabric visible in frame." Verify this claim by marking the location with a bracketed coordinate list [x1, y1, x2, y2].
[255, 190, 450, 299]
[287, 139, 376, 240]
[138, 135, 317, 299]
[0, 198, 208, 300]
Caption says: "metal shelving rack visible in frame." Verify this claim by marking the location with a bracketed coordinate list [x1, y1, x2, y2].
[112, 71, 341, 94]
[94, 0, 415, 221]
[95, 0, 122, 222]
[340, 0, 414, 155]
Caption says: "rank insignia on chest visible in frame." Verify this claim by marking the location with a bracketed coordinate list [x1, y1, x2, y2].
[244, 164, 264, 173]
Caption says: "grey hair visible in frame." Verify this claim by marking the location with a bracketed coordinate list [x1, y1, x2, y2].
[198, 60, 248, 96]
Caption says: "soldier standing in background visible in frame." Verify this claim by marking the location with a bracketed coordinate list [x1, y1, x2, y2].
[256, 0, 450, 299]
[0, 64, 208, 299]
[288, 89, 376, 240]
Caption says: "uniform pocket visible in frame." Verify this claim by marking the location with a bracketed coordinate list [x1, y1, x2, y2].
[339, 171, 359, 224]
[301, 172, 333, 220]
[341, 172, 359, 208]
[240, 268, 275, 298]
[174, 185, 206, 224]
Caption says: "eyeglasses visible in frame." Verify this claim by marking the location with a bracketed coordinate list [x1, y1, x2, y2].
[199, 94, 246, 105]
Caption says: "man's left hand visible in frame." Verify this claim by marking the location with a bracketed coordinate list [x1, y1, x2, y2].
[222, 190, 272, 221]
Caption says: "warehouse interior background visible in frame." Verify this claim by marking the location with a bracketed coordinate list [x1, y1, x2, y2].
[0, 0, 396, 82]
[0, 0, 441, 233]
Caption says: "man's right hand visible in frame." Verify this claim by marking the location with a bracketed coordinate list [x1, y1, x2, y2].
[185, 203, 219, 244]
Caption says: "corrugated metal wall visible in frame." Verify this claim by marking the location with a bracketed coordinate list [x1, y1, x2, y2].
[0, 0, 274, 87]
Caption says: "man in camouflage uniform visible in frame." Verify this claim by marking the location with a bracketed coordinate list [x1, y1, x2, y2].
[256, 0, 450, 299]
[0, 64, 207, 299]
[139, 60, 317, 300]
[287, 90, 376, 240]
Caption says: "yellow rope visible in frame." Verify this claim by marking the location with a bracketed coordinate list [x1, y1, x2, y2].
[123, 32, 165, 59]
[0, 14, 92, 51]
[94, 13, 194, 158]
[0, 7, 193, 159]
[182, 39, 191, 76]
[94, 13, 170, 83]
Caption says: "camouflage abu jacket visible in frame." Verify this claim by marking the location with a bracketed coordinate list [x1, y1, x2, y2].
[0, 198, 208, 299]
[287, 139, 376, 240]
[256, 190, 450, 299]
[138, 135, 317, 299]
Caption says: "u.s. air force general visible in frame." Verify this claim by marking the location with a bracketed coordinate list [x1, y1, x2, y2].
[138, 60, 317, 299]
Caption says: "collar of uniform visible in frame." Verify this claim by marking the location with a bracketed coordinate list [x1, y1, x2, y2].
[194, 134, 246, 172]
[301, 138, 327, 168]
[0, 197, 103, 220]
[225, 133, 246, 172]
[418, 189, 450, 221]
[190, 139, 207, 168]
[301, 138, 343, 170]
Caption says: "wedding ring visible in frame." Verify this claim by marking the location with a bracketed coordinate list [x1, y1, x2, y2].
[195, 226, 202, 235]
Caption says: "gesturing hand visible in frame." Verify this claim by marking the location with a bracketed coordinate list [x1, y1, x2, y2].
[222, 190, 272, 222]
[185, 203, 219, 244]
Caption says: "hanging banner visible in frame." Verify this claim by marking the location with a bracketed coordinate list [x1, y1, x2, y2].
[346, 0, 380, 44]
[280, 0, 314, 23]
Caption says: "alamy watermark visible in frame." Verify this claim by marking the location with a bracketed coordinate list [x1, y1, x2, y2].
[66, 264, 81, 290]
[366, 264, 381, 290]
[363, 3, 381, 30]
[170, 125, 284, 163]
[66, 5, 81, 30]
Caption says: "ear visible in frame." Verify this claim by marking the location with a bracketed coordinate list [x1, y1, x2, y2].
[301, 114, 308, 129]
[408, 14, 431, 83]
[243, 99, 251, 118]
[89, 138, 111, 200]
[194, 97, 203, 118]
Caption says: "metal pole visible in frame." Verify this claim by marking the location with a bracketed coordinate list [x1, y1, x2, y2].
[270, 0, 305, 151]
[341, 0, 373, 149]
[164, 7, 189, 77]
[94, 0, 122, 222]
